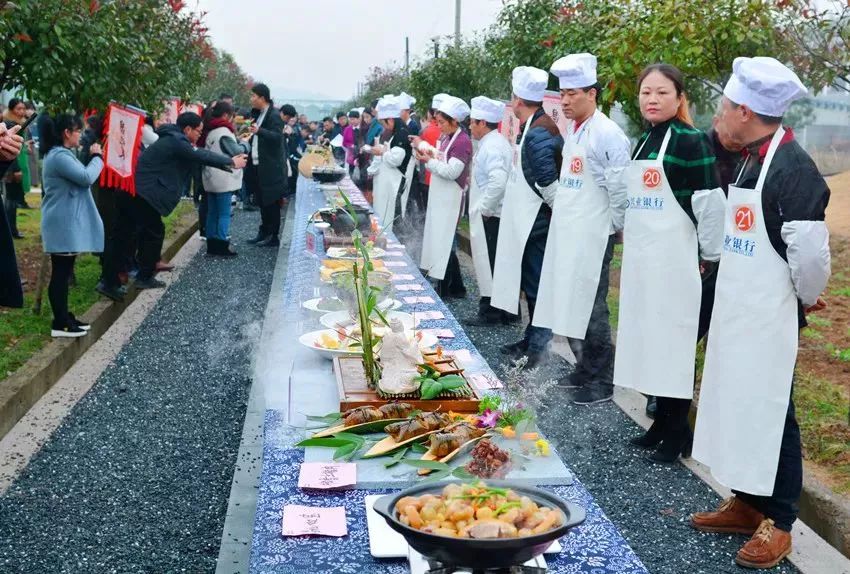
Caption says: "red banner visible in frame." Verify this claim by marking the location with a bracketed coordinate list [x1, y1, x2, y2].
[162, 98, 180, 124]
[499, 90, 569, 147]
[99, 103, 145, 195]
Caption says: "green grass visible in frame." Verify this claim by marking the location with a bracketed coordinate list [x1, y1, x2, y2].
[832, 286, 850, 297]
[0, 196, 195, 379]
[795, 371, 850, 492]
[802, 327, 824, 340]
[807, 315, 832, 328]
[610, 243, 623, 270]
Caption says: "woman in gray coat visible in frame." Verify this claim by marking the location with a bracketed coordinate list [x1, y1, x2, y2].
[41, 114, 104, 337]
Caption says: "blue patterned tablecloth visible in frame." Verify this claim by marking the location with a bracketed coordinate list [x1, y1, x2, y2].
[249, 179, 648, 573]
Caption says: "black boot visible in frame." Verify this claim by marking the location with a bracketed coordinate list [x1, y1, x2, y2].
[645, 395, 657, 419]
[630, 419, 666, 448]
[648, 398, 693, 463]
[500, 339, 529, 358]
[648, 427, 693, 463]
[219, 240, 238, 257]
[247, 229, 269, 244]
[206, 238, 221, 256]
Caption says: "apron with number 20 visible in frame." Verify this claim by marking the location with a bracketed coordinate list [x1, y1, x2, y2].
[613, 128, 702, 399]
[693, 127, 797, 496]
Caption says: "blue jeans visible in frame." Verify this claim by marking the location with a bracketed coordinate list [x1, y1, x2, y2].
[206, 192, 234, 241]
[522, 208, 552, 353]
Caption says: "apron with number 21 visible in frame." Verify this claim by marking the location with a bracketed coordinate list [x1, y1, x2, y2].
[693, 127, 797, 496]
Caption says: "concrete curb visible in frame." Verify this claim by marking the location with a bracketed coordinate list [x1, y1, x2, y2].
[0, 217, 199, 441]
[457, 227, 850, 562]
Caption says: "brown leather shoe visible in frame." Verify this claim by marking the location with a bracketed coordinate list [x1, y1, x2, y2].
[155, 260, 175, 273]
[690, 496, 765, 535]
[735, 519, 792, 569]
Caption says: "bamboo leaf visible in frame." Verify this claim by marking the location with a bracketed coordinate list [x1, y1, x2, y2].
[384, 447, 409, 468]
[296, 438, 352, 448]
[333, 442, 358, 460]
[410, 442, 429, 453]
[422, 469, 452, 482]
[305, 412, 343, 423]
[333, 432, 366, 446]
[420, 380, 443, 400]
[402, 459, 451, 470]
[452, 467, 475, 479]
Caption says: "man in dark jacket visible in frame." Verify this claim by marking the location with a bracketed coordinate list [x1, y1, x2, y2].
[498, 67, 564, 369]
[244, 83, 287, 247]
[97, 113, 245, 299]
[279, 104, 301, 197]
[0, 122, 24, 308]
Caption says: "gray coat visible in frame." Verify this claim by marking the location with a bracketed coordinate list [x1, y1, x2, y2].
[41, 147, 104, 254]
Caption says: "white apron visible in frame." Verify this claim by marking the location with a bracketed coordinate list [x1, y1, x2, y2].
[613, 128, 701, 399]
[533, 117, 611, 338]
[372, 136, 405, 233]
[491, 116, 542, 314]
[400, 156, 416, 218]
[693, 127, 797, 496]
[468, 157, 493, 297]
[420, 130, 463, 280]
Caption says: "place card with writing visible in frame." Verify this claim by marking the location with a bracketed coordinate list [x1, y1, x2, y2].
[384, 261, 407, 267]
[282, 505, 347, 537]
[391, 273, 415, 281]
[298, 462, 356, 490]
[395, 283, 424, 292]
[403, 296, 435, 304]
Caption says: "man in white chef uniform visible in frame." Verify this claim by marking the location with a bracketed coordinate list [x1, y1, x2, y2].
[691, 57, 831, 570]
[533, 53, 630, 404]
[491, 67, 564, 369]
[464, 96, 514, 326]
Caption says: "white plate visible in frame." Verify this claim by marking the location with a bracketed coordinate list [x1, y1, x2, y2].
[302, 297, 402, 313]
[326, 246, 387, 260]
[299, 329, 439, 360]
[320, 310, 414, 331]
[364, 495, 563, 559]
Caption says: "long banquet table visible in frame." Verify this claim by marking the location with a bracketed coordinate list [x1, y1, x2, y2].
[248, 176, 648, 573]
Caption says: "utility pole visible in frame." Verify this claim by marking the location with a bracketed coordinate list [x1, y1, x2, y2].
[405, 36, 410, 76]
[454, 0, 461, 47]
[432, 36, 439, 59]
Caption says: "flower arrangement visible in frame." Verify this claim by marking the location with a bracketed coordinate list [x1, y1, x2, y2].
[473, 357, 558, 434]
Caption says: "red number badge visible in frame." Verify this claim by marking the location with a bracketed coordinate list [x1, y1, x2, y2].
[569, 157, 583, 175]
[734, 205, 756, 233]
[642, 168, 661, 190]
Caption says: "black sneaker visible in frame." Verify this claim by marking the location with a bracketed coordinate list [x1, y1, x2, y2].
[523, 350, 548, 369]
[96, 281, 126, 302]
[247, 233, 270, 244]
[134, 277, 166, 289]
[645, 395, 657, 420]
[500, 339, 529, 357]
[571, 385, 613, 405]
[68, 312, 90, 331]
[257, 236, 280, 247]
[558, 372, 585, 389]
[51, 324, 87, 338]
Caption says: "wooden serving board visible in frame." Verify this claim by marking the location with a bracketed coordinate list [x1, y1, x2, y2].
[323, 229, 388, 249]
[333, 356, 481, 413]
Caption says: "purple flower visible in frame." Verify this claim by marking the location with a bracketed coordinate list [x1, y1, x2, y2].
[477, 409, 501, 428]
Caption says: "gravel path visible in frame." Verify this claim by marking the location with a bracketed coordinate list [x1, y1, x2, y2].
[445, 249, 800, 574]
[0, 208, 278, 574]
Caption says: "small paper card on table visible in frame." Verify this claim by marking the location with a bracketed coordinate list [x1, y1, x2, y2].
[386, 250, 406, 257]
[452, 349, 474, 365]
[396, 283, 424, 292]
[298, 462, 356, 490]
[417, 310, 445, 320]
[282, 505, 347, 537]
[384, 261, 407, 268]
[468, 372, 503, 390]
[391, 273, 415, 281]
[403, 296, 435, 304]
[425, 328, 455, 339]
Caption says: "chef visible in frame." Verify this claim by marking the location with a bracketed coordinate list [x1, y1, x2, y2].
[394, 91, 420, 240]
[464, 95, 513, 326]
[491, 66, 564, 369]
[691, 57, 831, 570]
[533, 53, 630, 403]
[417, 95, 473, 297]
[368, 95, 413, 234]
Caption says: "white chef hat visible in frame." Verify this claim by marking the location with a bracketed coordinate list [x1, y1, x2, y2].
[397, 91, 416, 110]
[470, 96, 505, 124]
[431, 93, 449, 110]
[550, 53, 597, 89]
[512, 66, 548, 101]
[437, 95, 471, 121]
[376, 96, 402, 120]
[723, 56, 808, 118]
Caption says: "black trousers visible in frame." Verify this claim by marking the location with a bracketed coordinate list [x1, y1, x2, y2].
[260, 201, 281, 239]
[436, 241, 465, 298]
[521, 209, 551, 353]
[477, 215, 501, 315]
[734, 390, 802, 532]
[567, 235, 616, 389]
[3, 194, 18, 236]
[49, 254, 76, 328]
[102, 193, 164, 285]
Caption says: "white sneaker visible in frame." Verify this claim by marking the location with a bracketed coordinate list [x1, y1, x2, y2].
[51, 325, 88, 338]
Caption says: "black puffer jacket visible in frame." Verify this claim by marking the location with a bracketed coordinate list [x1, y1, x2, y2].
[519, 107, 563, 195]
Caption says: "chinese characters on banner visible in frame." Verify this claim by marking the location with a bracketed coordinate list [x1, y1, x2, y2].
[499, 91, 571, 147]
[180, 102, 203, 116]
[162, 98, 180, 124]
[100, 103, 145, 194]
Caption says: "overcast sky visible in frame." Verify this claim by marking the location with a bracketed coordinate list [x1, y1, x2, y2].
[195, 0, 504, 101]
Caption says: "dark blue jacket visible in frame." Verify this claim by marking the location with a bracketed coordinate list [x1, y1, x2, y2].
[519, 107, 563, 196]
[135, 124, 233, 216]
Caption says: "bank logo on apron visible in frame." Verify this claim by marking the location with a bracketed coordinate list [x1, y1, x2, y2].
[734, 204, 756, 233]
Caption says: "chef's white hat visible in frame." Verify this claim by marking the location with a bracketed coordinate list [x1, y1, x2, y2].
[550, 53, 597, 89]
[431, 93, 449, 110]
[397, 92, 416, 110]
[470, 96, 505, 124]
[376, 96, 402, 120]
[512, 66, 548, 101]
[437, 95, 471, 121]
[723, 57, 807, 117]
